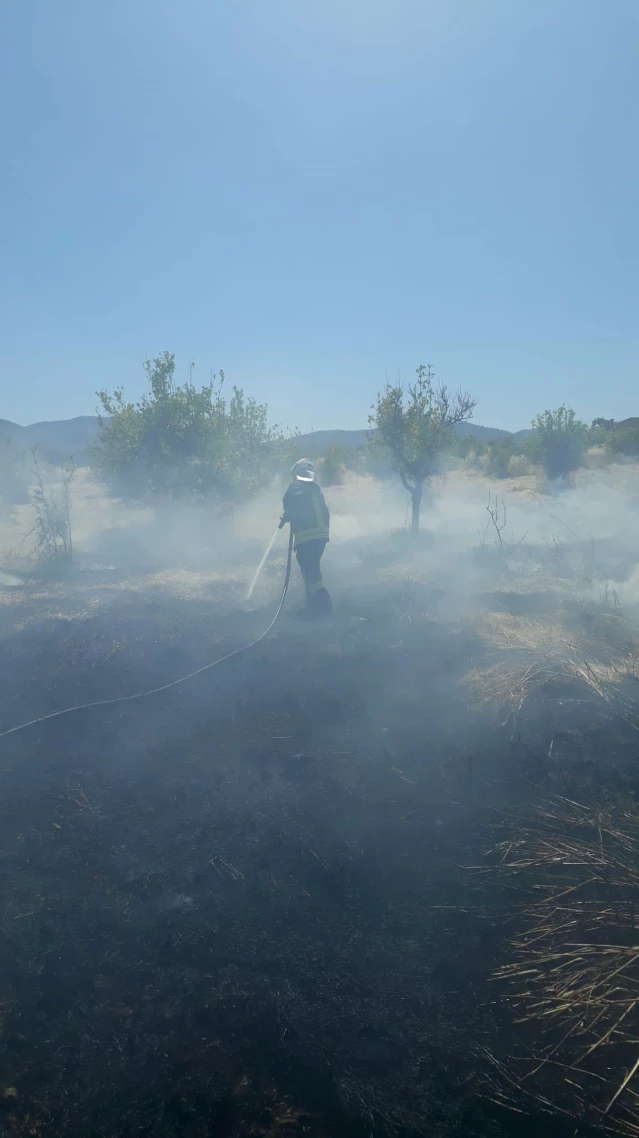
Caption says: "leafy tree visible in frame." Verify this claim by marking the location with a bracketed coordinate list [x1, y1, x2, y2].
[95, 353, 286, 500]
[526, 406, 588, 480]
[370, 364, 477, 533]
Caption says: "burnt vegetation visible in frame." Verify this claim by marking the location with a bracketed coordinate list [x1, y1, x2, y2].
[2, 359, 639, 1136]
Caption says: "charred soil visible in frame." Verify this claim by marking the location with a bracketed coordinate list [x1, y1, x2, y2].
[0, 572, 631, 1136]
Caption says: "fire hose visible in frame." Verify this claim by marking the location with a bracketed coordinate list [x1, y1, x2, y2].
[0, 528, 294, 741]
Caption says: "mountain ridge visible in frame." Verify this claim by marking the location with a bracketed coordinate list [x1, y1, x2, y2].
[0, 415, 529, 463]
[0, 416, 100, 462]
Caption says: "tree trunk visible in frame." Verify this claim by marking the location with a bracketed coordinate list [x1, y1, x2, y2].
[411, 481, 423, 535]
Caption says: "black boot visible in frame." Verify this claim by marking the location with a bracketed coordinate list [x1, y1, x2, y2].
[292, 605, 314, 620]
[311, 588, 332, 617]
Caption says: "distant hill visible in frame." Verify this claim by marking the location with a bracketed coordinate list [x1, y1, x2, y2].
[0, 415, 535, 466]
[291, 429, 369, 455]
[0, 416, 100, 463]
[291, 421, 521, 457]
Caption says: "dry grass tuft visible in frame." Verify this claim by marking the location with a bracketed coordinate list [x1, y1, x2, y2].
[465, 608, 639, 730]
[482, 797, 639, 1135]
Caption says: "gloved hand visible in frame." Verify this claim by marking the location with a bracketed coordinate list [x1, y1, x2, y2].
[278, 516, 287, 529]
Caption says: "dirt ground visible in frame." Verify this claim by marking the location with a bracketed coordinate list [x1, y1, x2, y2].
[1, 468, 639, 1136]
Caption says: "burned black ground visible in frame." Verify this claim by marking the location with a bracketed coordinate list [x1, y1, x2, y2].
[0, 567, 630, 1136]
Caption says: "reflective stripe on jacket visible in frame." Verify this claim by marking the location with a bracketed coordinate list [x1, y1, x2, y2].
[282, 481, 330, 549]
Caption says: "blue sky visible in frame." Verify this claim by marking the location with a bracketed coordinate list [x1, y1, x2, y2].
[1, 0, 637, 433]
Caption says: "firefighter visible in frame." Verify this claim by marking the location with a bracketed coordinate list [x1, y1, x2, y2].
[279, 458, 332, 617]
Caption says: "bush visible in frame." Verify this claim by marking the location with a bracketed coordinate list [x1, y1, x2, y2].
[583, 445, 608, 470]
[527, 406, 588, 480]
[507, 453, 533, 478]
[30, 452, 75, 567]
[451, 433, 485, 462]
[317, 444, 356, 486]
[589, 417, 615, 445]
[606, 424, 639, 459]
[483, 437, 516, 479]
[95, 353, 287, 501]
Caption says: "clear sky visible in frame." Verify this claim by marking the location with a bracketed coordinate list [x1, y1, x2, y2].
[0, 0, 637, 433]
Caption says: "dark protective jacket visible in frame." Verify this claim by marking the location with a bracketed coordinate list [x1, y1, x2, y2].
[281, 480, 330, 549]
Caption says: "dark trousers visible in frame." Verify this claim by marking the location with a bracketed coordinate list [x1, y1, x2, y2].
[295, 539, 331, 614]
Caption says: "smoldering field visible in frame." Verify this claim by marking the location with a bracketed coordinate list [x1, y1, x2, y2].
[2, 463, 639, 1137]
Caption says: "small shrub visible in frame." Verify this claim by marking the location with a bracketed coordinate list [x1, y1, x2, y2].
[606, 423, 639, 459]
[527, 406, 588, 480]
[30, 451, 75, 566]
[507, 453, 533, 478]
[458, 448, 484, 473]
[590, 417, 615, 445]
[583, 445, 608, 470]
[318, 444, 355, 486]
[452, 434, 485, 461]
[483, 437, 516, 479]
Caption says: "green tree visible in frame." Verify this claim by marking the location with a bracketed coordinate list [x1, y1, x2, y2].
[95, 352, 285, 499]
[370, 364, 477, 533]
[591, 417, 615, 434]
[527, 406, 588, 480]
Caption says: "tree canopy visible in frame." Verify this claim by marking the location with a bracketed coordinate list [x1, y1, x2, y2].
[95, 353, 288, 500]
[370, 364, 477, 532]
[526, 406, 589, 480]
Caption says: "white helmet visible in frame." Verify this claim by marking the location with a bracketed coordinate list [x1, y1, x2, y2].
[291, 458, 316, 482]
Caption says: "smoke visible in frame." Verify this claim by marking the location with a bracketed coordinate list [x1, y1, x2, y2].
[2, 457, 639, 618]
[3, 457, 639, 846]
[0, 571, 22, 587]
[3, 456, 639, 1134]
